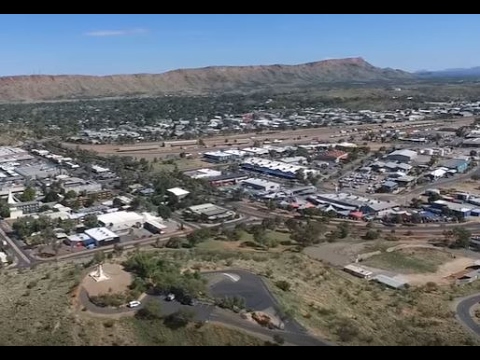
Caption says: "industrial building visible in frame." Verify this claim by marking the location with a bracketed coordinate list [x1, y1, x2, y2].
[372, 275, 408, 290]
[14, 164, 61, 179]
[61, 177, 102, 194]
[143, 219, 167, 234]
[371, 161, 413, 174]
[241, 178, 281, 192]
[203, 151, 233, 163]
[0, 147, 33, 163]
[385, 149, 418, 163]
[208, 173, 249, 187]
[438, 158, 469, 174]
[97, 211, 145, 233]
[241, 157, 318, 179]
[184, 203, 235, 223]
[184, 168, 222, 179]
[429, 200, 476, 219]
[343, 264, 373, 279]
[84, 227, 120, 246]
[65, 233, 96, 248]
[307, 193, 398, 216]
[167, 187, 190, 200]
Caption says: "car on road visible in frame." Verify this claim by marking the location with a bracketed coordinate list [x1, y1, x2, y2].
[127, 300, 141, 308]
[180, 296, 197, 306]
[166, 293, 175, 301]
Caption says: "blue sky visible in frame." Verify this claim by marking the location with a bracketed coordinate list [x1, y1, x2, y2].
[0, 14, 479, 76]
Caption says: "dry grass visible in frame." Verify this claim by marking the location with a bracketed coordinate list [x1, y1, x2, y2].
[146, 247, 480, 346]
[362, 248, 453, 274]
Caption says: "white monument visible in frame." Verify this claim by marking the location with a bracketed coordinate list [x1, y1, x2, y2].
[89, 264, 110, 282]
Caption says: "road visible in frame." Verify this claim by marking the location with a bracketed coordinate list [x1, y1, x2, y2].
[0, 225, 31, 268]
[79, 269, 330, 346]
[455, 294, 480, 337]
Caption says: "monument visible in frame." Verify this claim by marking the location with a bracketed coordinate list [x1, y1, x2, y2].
[89, 264, 110, 282]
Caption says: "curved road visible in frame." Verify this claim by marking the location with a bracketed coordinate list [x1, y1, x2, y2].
[79, 269, 330, 346]
[456, 294, 480, 337]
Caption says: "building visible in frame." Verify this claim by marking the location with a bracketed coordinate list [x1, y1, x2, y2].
[463, 138, 480, 147]
[430, 200, 475, 219]
[97, 211, 145, 233]
[163, 139, 198, 147]
[381, 180, 399, 193]
[184, 203, 235, 223]
[373, 275, 408, 290]
[184, 168, 222, 179]
[241, 157, 318, 180]
[84, 227, 120, 246]
[208, 173, 249, 187]
[241, 178, 281, 192]
[61, 177, 102, 194]
[385, 149, 418, 163]
[91, 165, 110, 174]
[281, 156, 308, 165]
[438, 158, 469, 174]
[167, 187, 190, 200]
[0, 147, 33, 163]
[343, 264, 373, 279]
[143, 219, 167, 234]
[14, 164, 61, 179]
[64, 233, 96, 248]
[222, 149, 249, 159]
[202, 151, 233, 163]
[318, 150, 349, 163]
[307, 193, 397, 216]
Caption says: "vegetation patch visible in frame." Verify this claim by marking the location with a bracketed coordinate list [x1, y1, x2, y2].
[362, 248, 453, 274]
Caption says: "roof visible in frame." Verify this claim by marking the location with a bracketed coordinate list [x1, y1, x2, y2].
[67, 233, 93, 242]
[387, 149, 418, 158]
[144, 219, 167, 230]
[97, 211, 144, 226]
[373, 275, 407, 289]
[242, 178, 280, 189]
[167, 187, 190, 197]
[432, 200, 475, 213]
[344, 264, 373, 277]
[439, 158, 469, 169]
[85, 227, 118, 241]
[383, 180, 398, 188]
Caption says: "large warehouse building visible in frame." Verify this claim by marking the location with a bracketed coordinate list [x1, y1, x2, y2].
[241, 157, 318, 179]
[385, 149, 418, 163]
[97, 211, 145, 233]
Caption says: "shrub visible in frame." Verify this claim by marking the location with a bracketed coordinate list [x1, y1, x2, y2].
[275, 280, 291, 292]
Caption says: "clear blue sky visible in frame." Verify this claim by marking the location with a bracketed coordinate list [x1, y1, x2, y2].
[0, 14, 479, 76]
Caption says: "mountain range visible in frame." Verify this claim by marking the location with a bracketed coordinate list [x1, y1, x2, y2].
[0, 57, 412, 102]
[0, 57, 478, 102]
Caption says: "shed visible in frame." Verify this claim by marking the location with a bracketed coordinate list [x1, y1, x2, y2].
[350, 211, 364, 220]
[373, 275, 408, 289]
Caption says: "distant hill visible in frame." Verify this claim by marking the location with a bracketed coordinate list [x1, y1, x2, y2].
[0, 57, 412, 102]
[416, 66, 480, 79]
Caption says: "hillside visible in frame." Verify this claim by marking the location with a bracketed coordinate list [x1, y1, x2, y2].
[416, 67, 480, 79]
[0, 57, 412, 101]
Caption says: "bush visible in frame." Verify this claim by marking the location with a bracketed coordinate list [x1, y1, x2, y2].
[215, 296, 246, 312]
[163, 309, 195, 329]
[273, 334, 285, 345]
[89, 293, 127, 308]
[275, 280, 291, 292]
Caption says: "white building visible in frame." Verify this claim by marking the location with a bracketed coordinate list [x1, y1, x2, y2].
[97, 211, 145, 233]
[241, 157, 318, 179]
[167, 187, 190, 200]
[241, 178, 281, 192]
[184, 168, 222, 179]
[84, 227, 120, 246]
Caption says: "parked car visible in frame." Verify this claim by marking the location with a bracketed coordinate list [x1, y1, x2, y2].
[180, 296, 197, 306]
[166, 293, 175, 301]
[127, 300, 141, 308]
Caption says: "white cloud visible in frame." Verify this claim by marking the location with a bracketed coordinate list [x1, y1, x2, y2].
[84, 28, 148, 37]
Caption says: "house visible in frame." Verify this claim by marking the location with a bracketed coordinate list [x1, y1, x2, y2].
[381, 180, 399, 193]
[385, 149, 417, 163]
[167, 187, 190, 200]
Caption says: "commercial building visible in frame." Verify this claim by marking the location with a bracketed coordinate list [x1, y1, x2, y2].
[208, 173, 249, 187]
[143, 219, 167, 234]
[438, 158, 469, 174]
[97, 211, 145, 233]
[184, 168, 222, 179]
[84, 227, 120, 246]
[381, 180, 399, 193]
[65, 233, 96, 248]
[61, 177, 102, 194]
[241, 157, 318, 180]
[184, 203, 235, 223]
[307, 192, 398, 216]
[203, 151, 233, 163]
[241, 178, 281, 192]
[0, 147, 33, 163]
[430, 200, 475, 219]
[15, 164, 61, 179]
[385, 149, 418, 163]
[167, 187, 190, 200]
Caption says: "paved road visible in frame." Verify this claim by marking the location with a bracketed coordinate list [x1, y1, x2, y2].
[79, 269, 330, 346]
[0, 225, 32, 268]
[456, 294, 480, 337]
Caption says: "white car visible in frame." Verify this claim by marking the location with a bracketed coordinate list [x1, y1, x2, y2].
[127, 300, 141, 308]
[166, 293, 175, 301]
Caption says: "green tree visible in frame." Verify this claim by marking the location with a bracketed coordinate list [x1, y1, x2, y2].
[19, 187, 36, 202]
[64, 190, 77, 200]
[84, 214, 99, 229]
[157, 204, 172, 219]
[451, 226, 471, 249]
